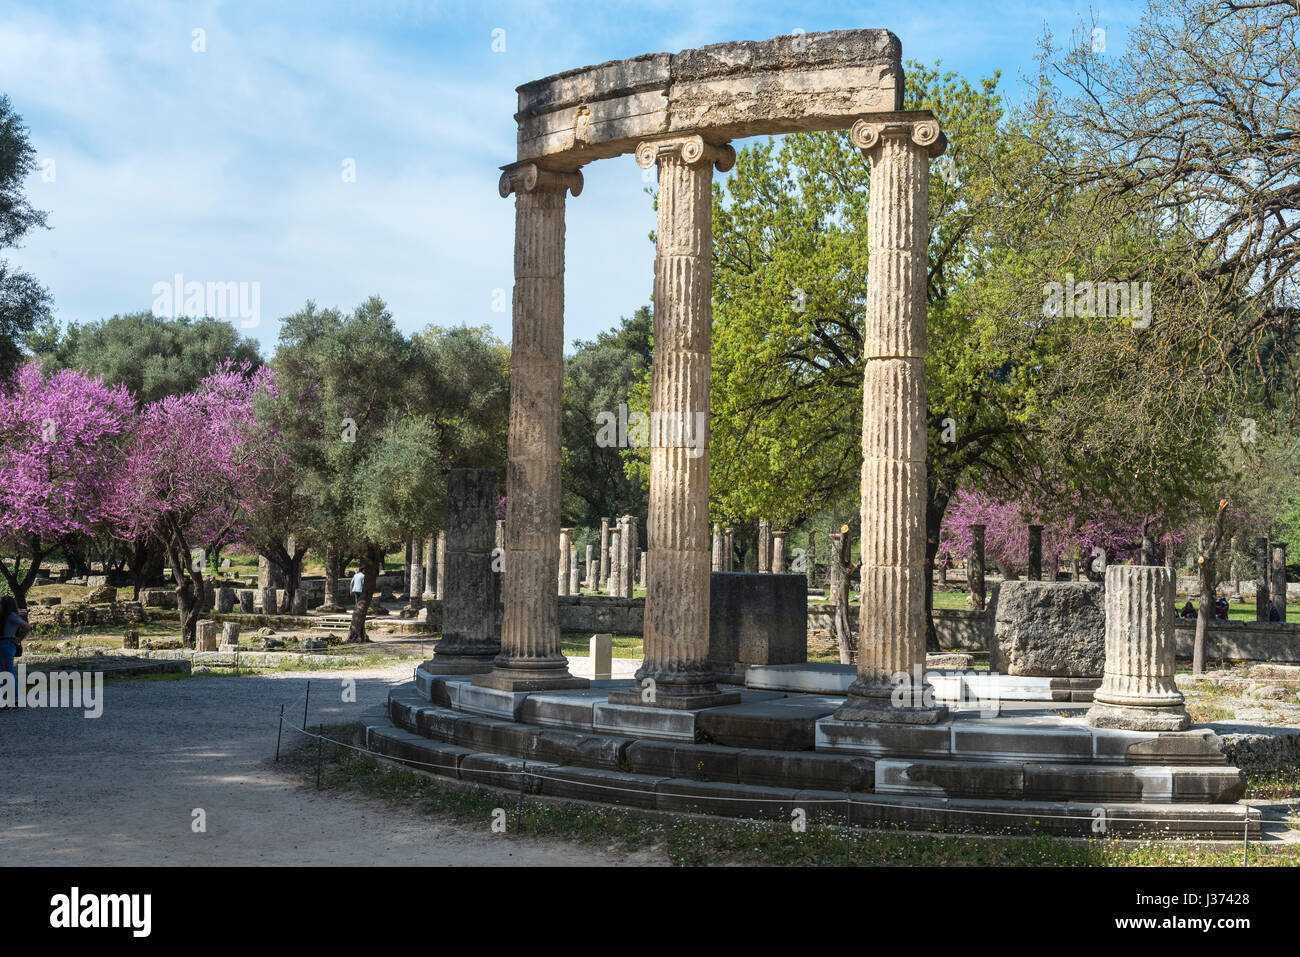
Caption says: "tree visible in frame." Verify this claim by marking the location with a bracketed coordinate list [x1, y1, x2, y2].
[0, 361, 134, 603]
[0, 95, 51, 377]
[267, 299, 506, 641]
[32, 312, 262, 405]
[562, 305, 652, 529]
[110, 363, 282, 645]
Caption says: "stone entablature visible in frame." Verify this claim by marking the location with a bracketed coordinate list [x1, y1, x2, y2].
[513, 31, 903, 167]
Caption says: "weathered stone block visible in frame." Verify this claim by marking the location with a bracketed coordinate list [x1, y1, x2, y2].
[989, 580, 1105, 677]
[708, 572, 807, 672]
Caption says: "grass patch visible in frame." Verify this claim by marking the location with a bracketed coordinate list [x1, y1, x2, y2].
[560, 634, 643, 659]
[1188, 703, 1236, 724]
[284, 725, 1300, 867]
[1246, 769, 1300, 800]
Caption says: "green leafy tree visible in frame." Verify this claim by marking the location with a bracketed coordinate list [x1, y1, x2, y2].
[0, 94, 51, 377]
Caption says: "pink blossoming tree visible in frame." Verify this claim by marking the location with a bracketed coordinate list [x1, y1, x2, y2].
[109, 362, 284, 645]
[0, 361, 136, 603]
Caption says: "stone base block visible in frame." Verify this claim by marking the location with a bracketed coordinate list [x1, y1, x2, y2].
[454, 683, 532, 720]
[1086, 701, 1191, 732]
[605, 687, 742, 711]
[423, 655, 495, 675]
[833, 698, 948, 725]
[592, 702, 702, 741]
[472, 667, 589, 693]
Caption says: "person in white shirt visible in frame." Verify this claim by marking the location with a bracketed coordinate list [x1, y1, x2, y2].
[349, 570, 366, 607]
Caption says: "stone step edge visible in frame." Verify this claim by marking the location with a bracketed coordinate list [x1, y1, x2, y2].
[358, 714, 1262, 840]
[386, 686, 1245, 804]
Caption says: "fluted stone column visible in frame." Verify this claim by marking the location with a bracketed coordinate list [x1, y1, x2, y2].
[772, 530, 788, 574]
[427, 469, 501, 674]
[584, 544, 594, 592]
[970, 524, 986, 611]
[723, 527, 734, 572]
[610, 134, 739, 710]
[474, 163, 587, 692]
[435, 530, 446, 601]
[569, 544, 580, 595]
[408, 534, 424, 605]
[599, 518, 611, 594]
[836, 115, 947, 725]
[422, 536, 436, 598]
[639, 550, 647, 589]
[1087, 565, 1189, 730]
[609, 529, 622, 596]
[558, 527, 573, 596]
[758, 520, 772, 573]
[619, 515, 638, 598]
[711, 523, 724, 572]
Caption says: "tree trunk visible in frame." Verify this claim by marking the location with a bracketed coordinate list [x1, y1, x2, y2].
[832, 530, 854, 665]
[166, 535, 204, 648]
[1193, 500, 1229, 675]
[323, 543, 341, 607]
[347, 543, 380, 643]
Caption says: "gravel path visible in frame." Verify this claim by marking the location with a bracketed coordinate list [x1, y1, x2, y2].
[0, 662, 661, 866]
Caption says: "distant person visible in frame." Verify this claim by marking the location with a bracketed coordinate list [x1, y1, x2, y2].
[1269, 603, 1282, 622]
[1179, 600, 1197, 619]
[349, 569, 366, 607]
[1214, 597, 1230, 620]
[1, 595, 30, 709]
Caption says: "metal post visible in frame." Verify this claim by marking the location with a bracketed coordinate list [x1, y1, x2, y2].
[316, 724, 324, 789]
[303, 679, 311, 732]
[275, 704, 284, 761]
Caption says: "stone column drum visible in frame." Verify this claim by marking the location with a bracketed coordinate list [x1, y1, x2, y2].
[408, 534, 424, 604]
[1087, 564, 1189, 731]
[619, 515, 637, 598]
[712, 523, 724, 572]
[475, 163, 586, 692]
[608, 529, 621, 596]
[758, 520, 771, 573]
[423, 536, 436, 598]
[610, 134, 739, 710]
[584, 544, 594, 592]
[835, 116, 947, 725]
[569, 543, 580, 595]
[1271, 541, 1287, 623]
[429, 469, 503, 674]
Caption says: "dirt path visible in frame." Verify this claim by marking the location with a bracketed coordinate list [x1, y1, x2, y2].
[0, 662, 662, 866]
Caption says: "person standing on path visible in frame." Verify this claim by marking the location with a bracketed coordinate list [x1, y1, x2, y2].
[1, 595, 30, 710]
[349, 569, 366, 608]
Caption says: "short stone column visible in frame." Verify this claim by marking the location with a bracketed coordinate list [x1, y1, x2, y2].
[711, 523, 724, 572]
[611, 133, 738, 710]
[772, 530, 788, 574]
[216, 587, 235, 614]
[806, 530, 816, 590]
[323, 544, 341, 606]
[758, 520, 772, 573]
[1087, 565, 1189, 731]
[475, 163, 586, 692]
[258, 587, 277, 615]
[558, 527, 573, 596]
[1027, 525, 1044, 581]
[219, 622, 240, 651]
[584, 544, 595, 592]
[432, 469, 503, 675]
[237, 589, 255, 613]
[835, 115, 947, 725]
[599, 518, 611, 593]
[1271, 541, 1287, 622]
[723, 527, 734, 572]
[638, 550, 647, 589]
[196, 620, 219, 652]
[969, 524, 986, 611]
[569, 544, 580, 595]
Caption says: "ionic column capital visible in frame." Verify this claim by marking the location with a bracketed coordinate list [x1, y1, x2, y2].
[850, 116, 947, 158]
[635, 134, 735, 172]
[498, 162, 584, 199]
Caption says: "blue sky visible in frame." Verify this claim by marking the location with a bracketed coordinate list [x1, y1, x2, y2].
[1, 0, 1140, 356]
